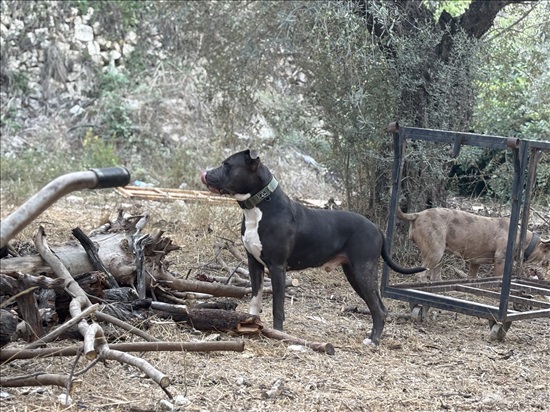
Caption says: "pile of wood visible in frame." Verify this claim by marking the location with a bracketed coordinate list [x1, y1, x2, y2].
[0, 209, 334, 399]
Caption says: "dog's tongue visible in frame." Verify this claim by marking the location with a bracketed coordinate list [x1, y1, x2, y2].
[200, 171, 221, 194]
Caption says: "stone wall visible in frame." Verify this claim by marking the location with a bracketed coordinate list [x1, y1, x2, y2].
[0, 1, 161, 135]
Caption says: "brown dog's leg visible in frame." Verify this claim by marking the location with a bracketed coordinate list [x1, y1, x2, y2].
[418, 250, 444, 281]
[467, 263, 481, 278]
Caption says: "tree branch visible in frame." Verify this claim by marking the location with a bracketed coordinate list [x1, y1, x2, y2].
[459, 0, 535, 39]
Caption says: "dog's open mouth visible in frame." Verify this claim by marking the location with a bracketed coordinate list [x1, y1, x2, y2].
[201, 171, 222, 195]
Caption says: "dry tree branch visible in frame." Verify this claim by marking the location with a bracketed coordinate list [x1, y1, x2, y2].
[95, 311, 158, 342]
[261, 327, 335, 355]
[0, 286, 39, 309]
[31, 226, 170, 389]
[1, 341, 245, 363]
[26, 303, 100, 349]
[0, 373, 80, 390]
[71, 227, 119, 288]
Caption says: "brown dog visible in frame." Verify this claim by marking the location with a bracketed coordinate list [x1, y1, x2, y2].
[397, 207, 550, 281]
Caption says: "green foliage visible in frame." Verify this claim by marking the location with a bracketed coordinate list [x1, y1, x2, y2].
[0, 150, 79, 204]
[426, 0, 470, 17]
[87, 68, 135, 143]
[80, 128, 120, 169]
[97, 69, 130, 94]
[3, 0, 548, 211]
[149, 146, 201, 189]
[99, 92, 135, 142]
[133, 0, 497, 216]
[67, 0, 91, 15]
[0, 105, 22, 132]
[11, 71, 30, 93]
[67, 0, 144, 36]
[472, 2, 550, 199]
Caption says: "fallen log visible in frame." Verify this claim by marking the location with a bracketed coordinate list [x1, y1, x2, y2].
[261, 328, 335, 355]
[1, 245, 248, 299]
[0, 273, 65, 339]
[0, 272, 64, 296]
[1, 340, 245, 362]
[187, 309, 261, 332]
[155, 276, 247, 298]
[0, 234, 136, 281]
[152, 302, 262, 333]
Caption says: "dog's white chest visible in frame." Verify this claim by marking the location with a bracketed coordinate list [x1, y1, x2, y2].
[242, 208, 265, 266]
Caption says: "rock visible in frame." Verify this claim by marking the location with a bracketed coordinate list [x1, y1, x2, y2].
[125, 31, 137, 44]
[74, 23, 94, 42]
[82, 7, 95, 23]
[123, 42, 135, 56]
[57, 394, 72, 406]
[12, 19, 24, 33]
[69, 105, 84, 115]
[159, 399, 174, 411]
[109, 49, 122, 63]
[173, 395, 191, 407]
[87, 41, 101, 64]
[92, 21, 101, 34]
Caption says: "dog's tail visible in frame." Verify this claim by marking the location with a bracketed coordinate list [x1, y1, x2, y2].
[380, 232, 425, 274]
[396, 206, 419, 222]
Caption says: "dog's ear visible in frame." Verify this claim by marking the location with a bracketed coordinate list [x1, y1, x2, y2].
[245, 149, 261, 171]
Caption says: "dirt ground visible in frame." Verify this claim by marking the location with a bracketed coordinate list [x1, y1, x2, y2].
[1, 190, 549, 412]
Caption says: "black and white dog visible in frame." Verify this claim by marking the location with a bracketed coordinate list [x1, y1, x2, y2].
[201, 149, 424, 345]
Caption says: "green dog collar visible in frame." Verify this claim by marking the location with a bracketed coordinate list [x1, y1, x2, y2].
[238, 177, 278, 209]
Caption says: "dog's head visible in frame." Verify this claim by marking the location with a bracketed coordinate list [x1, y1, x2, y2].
[201, 149, 265, 198]
[526, 238, 550, 269]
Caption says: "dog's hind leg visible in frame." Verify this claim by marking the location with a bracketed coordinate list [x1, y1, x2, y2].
[416, 246, 444, 281]
[260, 265, 286, 330]
[248, 256, 265, 317]
[267, 264, 287, 330]
[413, 236, 445, 281]
[342, 262, 387, 346]
[467, 262, 482, 278]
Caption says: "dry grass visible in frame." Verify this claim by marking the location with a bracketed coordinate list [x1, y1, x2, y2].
[1, 192, 549, 412]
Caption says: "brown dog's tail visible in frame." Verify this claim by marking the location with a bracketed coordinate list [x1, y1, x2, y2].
[396, 206, 418, 222]
[380, 230, 425, 274]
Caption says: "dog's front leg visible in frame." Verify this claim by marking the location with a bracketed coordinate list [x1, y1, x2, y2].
[248, 255, 265, 317]
[268, 264, 286, 330]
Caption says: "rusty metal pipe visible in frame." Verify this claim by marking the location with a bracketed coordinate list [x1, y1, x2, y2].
[506, 138, 520, 149]
[1, 167, 130, 248]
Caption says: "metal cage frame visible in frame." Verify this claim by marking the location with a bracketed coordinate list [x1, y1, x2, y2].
[381, 123, 550, 340]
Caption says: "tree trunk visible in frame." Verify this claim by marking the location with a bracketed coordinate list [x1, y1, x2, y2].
[355, 0, 532, 209]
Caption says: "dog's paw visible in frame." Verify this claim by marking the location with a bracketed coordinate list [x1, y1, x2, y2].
[362, 337, 375, 346]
